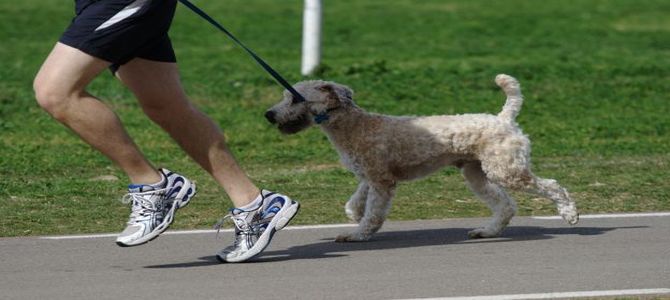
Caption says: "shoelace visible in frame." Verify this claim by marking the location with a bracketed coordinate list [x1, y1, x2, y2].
[213, 210, 261, 242]
[120, 188, 168, 224]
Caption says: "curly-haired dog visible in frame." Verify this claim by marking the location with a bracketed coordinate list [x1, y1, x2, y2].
[265, 74, 579, 242]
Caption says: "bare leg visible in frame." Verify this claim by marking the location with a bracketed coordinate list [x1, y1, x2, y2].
[115, 58, 259, 206]
[345, 180, 369, 222]
[462, 162, 517, 238]
[33, 42, 160, 184]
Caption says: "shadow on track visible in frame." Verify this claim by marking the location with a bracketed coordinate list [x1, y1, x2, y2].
[255, 225, 645, 262]
[143, 225, 645, 268]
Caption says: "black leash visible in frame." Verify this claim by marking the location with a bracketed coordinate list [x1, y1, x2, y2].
[178, 0, 306, 103]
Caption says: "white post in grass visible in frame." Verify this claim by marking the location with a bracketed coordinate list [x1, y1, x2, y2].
[301, 0, 322, 76]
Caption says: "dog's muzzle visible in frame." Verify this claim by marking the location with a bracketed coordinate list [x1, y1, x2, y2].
[264, 110, 277, 124]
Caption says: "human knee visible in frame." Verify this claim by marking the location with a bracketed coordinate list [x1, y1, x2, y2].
[33, 78, 73, 120]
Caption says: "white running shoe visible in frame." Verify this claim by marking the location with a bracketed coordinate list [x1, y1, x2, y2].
[116, 168, 196, 247]
[215, 190, 300, 263]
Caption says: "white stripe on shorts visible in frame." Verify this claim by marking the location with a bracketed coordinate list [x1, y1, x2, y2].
[95, 0, 150, 31]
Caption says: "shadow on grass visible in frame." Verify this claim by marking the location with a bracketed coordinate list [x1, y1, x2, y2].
[143, 225, 645, 268]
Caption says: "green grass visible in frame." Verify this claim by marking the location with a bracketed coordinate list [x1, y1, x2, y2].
[1, 0, 669, 237]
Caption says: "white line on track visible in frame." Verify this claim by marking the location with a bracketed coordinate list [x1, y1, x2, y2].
[531, 212, 670, 220]
[395, 288, 670, 300]
[40, 223, 357, 240]
[39, 212, 669, 240]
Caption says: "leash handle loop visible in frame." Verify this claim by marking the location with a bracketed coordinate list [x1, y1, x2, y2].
[178, 0, 307, 103]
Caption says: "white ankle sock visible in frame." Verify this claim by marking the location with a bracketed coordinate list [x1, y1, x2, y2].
[149, 171, 166, 188]
[237, 193, 263, 210]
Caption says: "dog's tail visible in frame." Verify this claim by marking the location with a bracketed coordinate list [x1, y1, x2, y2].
[495, 74, 523, 123]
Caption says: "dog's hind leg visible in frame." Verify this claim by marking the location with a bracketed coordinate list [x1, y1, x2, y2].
[480, 153, 579, 226]
[484, 158, 579, 225]
[345, 181, 369, 223]
[336, 180, 395, 242]
[462, 162, 517, 239]
[527, 176, 579, 225]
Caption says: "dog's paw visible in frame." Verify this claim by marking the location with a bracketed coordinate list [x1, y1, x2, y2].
[560, 208, 579, 225]
[467, 227, 502, 239]
[345, 213, 362, 223]
[345, 208, 363, 223]
[557, 203, 579, 225]
[335, 232, 371, 242]
[345, 201, 364, 223]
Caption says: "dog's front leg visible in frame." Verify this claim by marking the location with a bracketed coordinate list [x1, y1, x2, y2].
[345, 180, 369, 223]
[336, 181, 395, 242]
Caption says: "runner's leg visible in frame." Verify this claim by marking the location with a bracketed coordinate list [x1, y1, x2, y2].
[33, 42, 161, 184]
[115, 58, 259, 206]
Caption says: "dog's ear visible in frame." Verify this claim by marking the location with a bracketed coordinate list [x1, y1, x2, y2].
[317, 83, 354, 105]
[316, 84, 337, 99]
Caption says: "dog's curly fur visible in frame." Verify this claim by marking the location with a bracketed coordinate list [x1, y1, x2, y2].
[266, 74, 579, 242]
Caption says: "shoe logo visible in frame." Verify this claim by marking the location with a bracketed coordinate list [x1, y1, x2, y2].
[166, 177, 185, 199]
[262, 197, 284, 219]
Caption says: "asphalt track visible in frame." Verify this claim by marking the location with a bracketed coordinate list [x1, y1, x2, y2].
[1, 214, 668, 300]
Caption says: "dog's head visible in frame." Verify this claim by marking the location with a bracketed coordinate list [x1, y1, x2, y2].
[265, 80, 355, 134]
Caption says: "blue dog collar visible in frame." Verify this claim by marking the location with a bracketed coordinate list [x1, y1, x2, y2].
[314, 106, 343, 124]
[314, 113, 329, 124]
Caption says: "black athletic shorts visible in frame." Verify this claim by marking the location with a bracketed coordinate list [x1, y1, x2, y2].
[60, 0, 178, 72]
